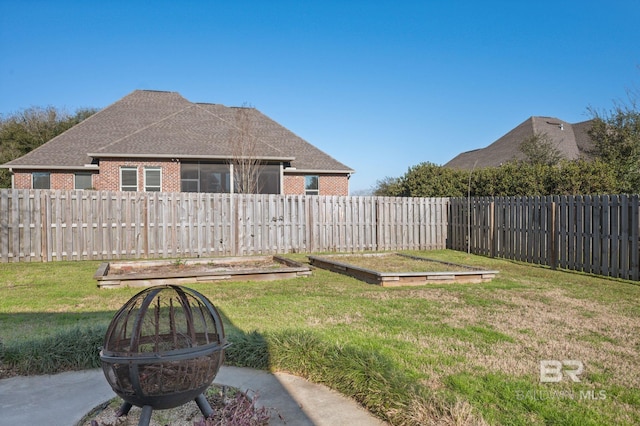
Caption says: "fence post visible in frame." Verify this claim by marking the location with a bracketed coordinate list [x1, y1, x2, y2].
[233, 194, 239, 256]
[375, 197, 382, 252]
[550, 198, 557, 270]
[632, 195, 640, 280]
[489, 199, 497, 257]
[142, 194, 148, 259]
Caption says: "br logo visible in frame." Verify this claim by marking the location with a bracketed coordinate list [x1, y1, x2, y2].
[540, 360, 584, 383]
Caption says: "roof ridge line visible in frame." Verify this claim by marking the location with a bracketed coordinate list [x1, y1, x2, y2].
[194, 104, 288, 156]
[95, 104, 196, 153]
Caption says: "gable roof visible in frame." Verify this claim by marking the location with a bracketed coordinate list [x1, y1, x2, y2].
[3, 90, 354, 174]
[444, 116, 595, 170]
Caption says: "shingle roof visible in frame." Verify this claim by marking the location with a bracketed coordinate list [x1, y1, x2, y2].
[572, 119, 596, 154]
[444, 116, 595, 170]
[3, 90, 354, 173]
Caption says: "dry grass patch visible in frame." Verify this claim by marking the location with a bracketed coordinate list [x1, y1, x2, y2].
[352, 265, 640, 424]
[433, 287, 640, 389]
[406, 395, 489, 426]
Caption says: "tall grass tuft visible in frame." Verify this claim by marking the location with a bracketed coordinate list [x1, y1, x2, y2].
[224, 330, 270, 369]
[1, 324, 106, 376]
[249, 329, 421, 424]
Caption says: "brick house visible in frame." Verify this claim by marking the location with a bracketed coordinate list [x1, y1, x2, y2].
[2, 90, 354, 195]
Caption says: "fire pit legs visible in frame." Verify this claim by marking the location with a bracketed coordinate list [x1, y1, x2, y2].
[114, 394, 213, 425]
[138, 405, 153, 426]
[195, 393, 214, 418]
[116, 401, 133, 417]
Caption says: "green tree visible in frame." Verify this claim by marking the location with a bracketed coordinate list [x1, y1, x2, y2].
[376, 159, 621, 199]
[519, 131, 563, 166]
[0, 106, 97, 188]
[396, 162, 467, 197]
[546, 159, 619, 195]
[588, 92, 640, 193]
[470, 160, 619, 196]
[372, 176, 403, 196]
[472, 161, 547, 196]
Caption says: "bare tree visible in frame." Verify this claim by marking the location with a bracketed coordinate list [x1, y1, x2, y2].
[229, 106, 264, 194]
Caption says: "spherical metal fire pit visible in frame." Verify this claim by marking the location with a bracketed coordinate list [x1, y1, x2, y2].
[100, 285, 229, 426]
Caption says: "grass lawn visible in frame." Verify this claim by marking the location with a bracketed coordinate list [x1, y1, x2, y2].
[1, 250, 639, 425]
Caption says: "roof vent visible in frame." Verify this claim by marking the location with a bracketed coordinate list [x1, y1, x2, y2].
[545, 120, 564, 130]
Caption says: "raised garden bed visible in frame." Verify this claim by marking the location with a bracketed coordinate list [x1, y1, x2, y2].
[94, 255, 311, 289]
[307, 252, 498, 286]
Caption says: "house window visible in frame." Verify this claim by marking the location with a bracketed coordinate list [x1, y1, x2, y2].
[181, 162, 230, 193]
[232, 163, 281, 194]
[257, 164, 281, 194]
[120, 167, 138, 191]
[144, 167, 161, 192]
[75, 172, 92, 190]
[305, 175, 319, 195]
[33, 172, 50, 189]
[181, 161, 281, 194]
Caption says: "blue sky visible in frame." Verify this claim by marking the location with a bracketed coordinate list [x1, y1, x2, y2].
[1, 1, 639, 193]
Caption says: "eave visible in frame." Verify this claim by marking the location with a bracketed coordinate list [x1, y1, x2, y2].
[88, 153, 296, 162]
[284, 168, 355, 175]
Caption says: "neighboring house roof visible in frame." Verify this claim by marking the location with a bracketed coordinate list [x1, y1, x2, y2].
[2, 90, 354, 174]
[444, 116, 595, 170]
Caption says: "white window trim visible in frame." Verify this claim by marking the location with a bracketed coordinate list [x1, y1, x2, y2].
[144, 167, 162, 192]
[120, 166, 138, 191]
[305, 175, 319, 196]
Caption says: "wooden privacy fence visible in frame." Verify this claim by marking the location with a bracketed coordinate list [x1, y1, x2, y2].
[448, 195, 640, 280]
[5, 189, 639, 281]
[0, 189, 449, 262]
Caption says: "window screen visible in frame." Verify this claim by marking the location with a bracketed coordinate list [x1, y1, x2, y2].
[75, 173, 93, 190]
[305, 175, 319, 195]
[181, 162, 230, 193]
[33, 172, 50, 189]
[120, 167, 138, 191]
[144, 167, 161, 192]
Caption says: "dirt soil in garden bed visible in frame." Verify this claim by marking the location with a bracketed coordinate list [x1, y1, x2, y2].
[109, 258, 285, 277]
[328, 253, 478, 273]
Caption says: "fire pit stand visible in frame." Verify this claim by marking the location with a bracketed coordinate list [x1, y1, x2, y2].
[99, 285, 230, 426]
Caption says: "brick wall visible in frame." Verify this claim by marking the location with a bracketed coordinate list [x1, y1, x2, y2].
[283, 175, 305, 194]
[51, 173, 74, 190]
[283, 173, 350, 196]
[318, 174, 350, 196]
[12, 171, 82, 190]
[12, 164, 350, 195]
[12, 172, 31, 189]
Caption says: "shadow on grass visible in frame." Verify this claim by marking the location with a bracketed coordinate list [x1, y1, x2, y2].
[0, 305, 411, 425]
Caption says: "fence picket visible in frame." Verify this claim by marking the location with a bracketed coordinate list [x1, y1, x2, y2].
[5, 190, 451, 261]
[2, 189, 639, 281]
[632, 195, 640, 280]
